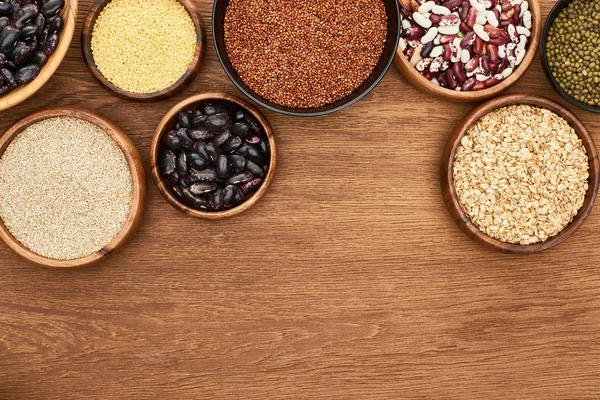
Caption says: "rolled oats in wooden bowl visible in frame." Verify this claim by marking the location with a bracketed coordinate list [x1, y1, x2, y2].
[441, 94, 599, 254]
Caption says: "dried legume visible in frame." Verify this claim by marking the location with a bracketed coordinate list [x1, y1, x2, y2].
[453, 105, 589, 245]
[91, 0, 196, 94]
[546, 0, 600, 106]
[0, 0, 64, 96]
[0, 117, 133, 260]
[159, 100, 270, 212]
[399, 0, 532, 91]
[224, 0, 388, 108]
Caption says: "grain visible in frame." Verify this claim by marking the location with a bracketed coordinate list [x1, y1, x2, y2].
[0, 117, 132, 260]
[453, 105, 589, 245]
[224, 0, 388, 109]
[90, 0, 196, 94]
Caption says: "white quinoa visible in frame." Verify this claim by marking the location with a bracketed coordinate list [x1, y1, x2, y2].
[0, 117, 133, 260]
[91, 0, 197, 94]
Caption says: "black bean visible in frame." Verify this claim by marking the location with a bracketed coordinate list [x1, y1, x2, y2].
[0, 84, 10, 95]
[230, 122, 249, 138]
[12, 4, 38, 29]
[42, 32, 57, 55]
[232, 109, 245, 122]
[177, 111, 192, 129]
[165, 171, 179, 185]
[29, 50, 46, 66]
[182, 188, 210, 210]
[189, 128, 215, 140]
[216, 154, 231, 179]
[203, 102, 228, 115]
[242, 178, 263, 195]
[211, 186, 224, 210]
[41, 0, 63, 17]
[46, 15, 62, 33]
[1, 68, 15, 87]
[20, 25, 38, 41]
[0, 26, 21, 53]
[245, 115, 262, 134]
[227, 171, 253, 185]
[204, 142, 221, 163]
[38, 27, 47, 47]
[247, 144, 268, 166]
[221, 135, 242, 153]
[191, 115, 207, 128]
[176, 128, 195, 149]
[220, 185, 237, 206]
[35, 13, 44, 31]
[244, 159, 264, 177]
[4, 60, 14, 70]
[9, 42, 33, 66]
[0, 53, 5, 68]
[0, 16, 9, 30]
[194, 141, 209, 160]
[0, 3, 13, 17]
[205, 112, 232, 132]
[212, 130, 230, 146]
[189, 152, 208, 169]
[236, 143, 249, 155]
[172, 184, 184, 199]
[15, 64, 38, 84]
[189, 182, 217, 195]
[259, 140, 268, 155]
[162, 131, 181, 151]
[159, 150, 176, 176]
[176, 152, 188, 176]
[421, 41, 434, 58]
[228, 153, 246, 172]
[189, 168, 218, 182]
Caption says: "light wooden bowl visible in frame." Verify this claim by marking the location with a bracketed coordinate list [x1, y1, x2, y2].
[150, 92, 277, 219]
[441, 94, 599, 253]
[0, 0, 77, 111]
[0, 107, 147, 268]
[81, 0, 206, 102]
[394, 0, 541, 102]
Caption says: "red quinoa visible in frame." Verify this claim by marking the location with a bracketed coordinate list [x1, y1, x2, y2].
[224, 0, 388, 109]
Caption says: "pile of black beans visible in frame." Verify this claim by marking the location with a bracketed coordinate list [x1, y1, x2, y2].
[0, 0, 64, 95]
[159, 100, 271, 212]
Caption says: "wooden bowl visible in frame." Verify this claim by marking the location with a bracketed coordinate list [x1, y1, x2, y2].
[0, 107, 147, 268]
[0, 0, 77, 111]
[394, 1, 541, 103]
[212, 0, 400, 116]
[440, 94, 600, 253]
[150, 92, 277, 219]
[81, 0, 206, 102]
[541, 0, 600, 114]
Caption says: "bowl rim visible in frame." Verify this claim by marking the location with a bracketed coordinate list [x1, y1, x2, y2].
[394, 0, 541, 102]
[540, 0, 600, 114]
[211, 0, 401, 117]
[150, 92, 277, 219]
[0, 0, 77, 112]
[81, 0, 206, 102]
[0, 107, 147, 268]
[440, 94, 600, 254]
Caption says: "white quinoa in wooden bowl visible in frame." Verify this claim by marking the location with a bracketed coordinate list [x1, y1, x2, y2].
[453, 104, 589, 245]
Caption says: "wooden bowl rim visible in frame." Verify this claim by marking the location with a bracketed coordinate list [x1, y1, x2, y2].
[394, 0, 541, 102]
[440, 94, 600, 254]
[0, 0, 77, 111]
[81, 0, 206, 102]
[0, 107, 147, 268]
[150, 92, 277, 220]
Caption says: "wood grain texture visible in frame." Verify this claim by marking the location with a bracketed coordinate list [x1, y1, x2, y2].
[0, 1, 599, 399]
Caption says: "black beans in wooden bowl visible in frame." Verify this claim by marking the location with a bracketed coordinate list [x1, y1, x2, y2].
[151, 93, 276, 219]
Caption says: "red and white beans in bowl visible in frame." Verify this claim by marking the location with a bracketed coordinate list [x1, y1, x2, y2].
[399, 0, 533, 91]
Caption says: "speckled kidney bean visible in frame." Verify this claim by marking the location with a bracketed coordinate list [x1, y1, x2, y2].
[399, 0, 530, 91]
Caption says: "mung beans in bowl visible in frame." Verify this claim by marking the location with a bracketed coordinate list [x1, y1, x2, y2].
[541, 0, 600, 114]
[0, 108, 147, 268]
[150, 92, 276, 219]
[441, 94, 599, 253]
[82, 0, 206, 102]
[212, 0, 400, 116]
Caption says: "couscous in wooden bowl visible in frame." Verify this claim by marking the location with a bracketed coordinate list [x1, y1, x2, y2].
[81, 0, 206, 102]
[0, 0, 78, 111]
[440, 94, 599, 254]
[0, 107, 147, 269]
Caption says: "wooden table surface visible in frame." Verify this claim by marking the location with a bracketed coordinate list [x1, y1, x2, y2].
[1, 1, 599, 399]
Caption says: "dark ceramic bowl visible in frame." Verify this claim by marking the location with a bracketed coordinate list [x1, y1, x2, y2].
[212, 0, 400, 117]
[541, 0, 600, 114]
